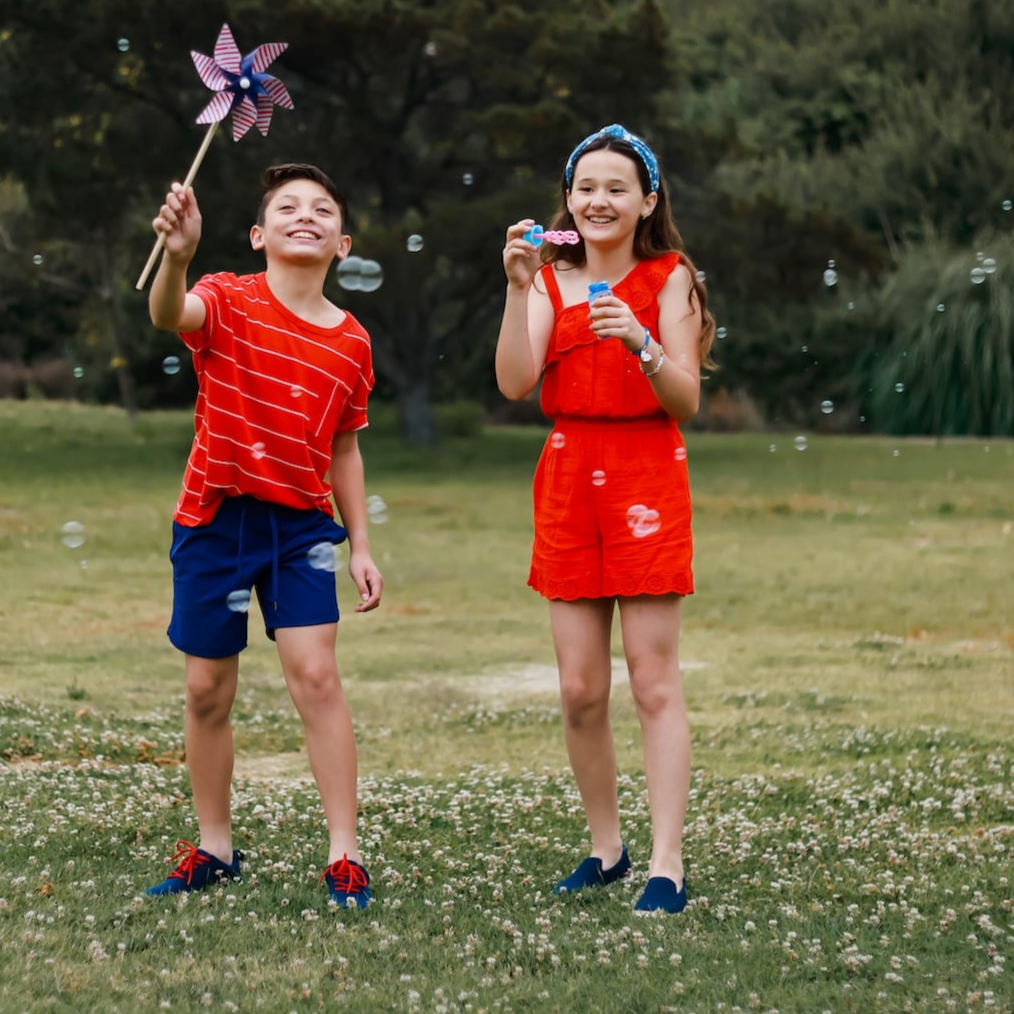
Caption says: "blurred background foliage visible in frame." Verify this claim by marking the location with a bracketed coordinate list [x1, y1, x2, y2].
[0, 0, 1011, 439]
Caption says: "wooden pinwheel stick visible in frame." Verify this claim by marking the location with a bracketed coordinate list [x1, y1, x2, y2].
[135, 122, 220, 291]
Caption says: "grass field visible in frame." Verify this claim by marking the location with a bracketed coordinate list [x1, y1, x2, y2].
[0, 400, 1011, 1014]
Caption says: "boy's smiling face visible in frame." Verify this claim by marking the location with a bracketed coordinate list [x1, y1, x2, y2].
[249, 178, 351, 266]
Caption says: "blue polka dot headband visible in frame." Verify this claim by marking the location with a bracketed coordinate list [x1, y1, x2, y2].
[564, 123, 660, 194]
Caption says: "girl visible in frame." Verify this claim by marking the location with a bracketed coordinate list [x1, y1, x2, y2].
[495, 124, 715, 913]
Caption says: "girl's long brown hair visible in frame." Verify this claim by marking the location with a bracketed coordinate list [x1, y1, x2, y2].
[543, 135, 716, 371]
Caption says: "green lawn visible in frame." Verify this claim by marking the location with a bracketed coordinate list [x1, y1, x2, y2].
[0, 400, 1011, 1014]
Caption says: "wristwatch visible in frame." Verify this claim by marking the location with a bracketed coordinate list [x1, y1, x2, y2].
[635, 328, 653, 363]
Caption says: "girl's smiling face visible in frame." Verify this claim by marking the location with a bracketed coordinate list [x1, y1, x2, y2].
[566, 149, 657, 246]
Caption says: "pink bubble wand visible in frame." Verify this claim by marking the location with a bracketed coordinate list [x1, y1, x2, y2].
[523, 225, 580, 246]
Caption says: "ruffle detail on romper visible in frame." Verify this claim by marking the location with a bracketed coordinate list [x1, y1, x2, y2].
[542, 253, 681, 365]
[528, 567, 694, 601]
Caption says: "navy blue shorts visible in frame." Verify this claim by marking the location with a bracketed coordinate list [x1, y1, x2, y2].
[168, 496, 348, 659]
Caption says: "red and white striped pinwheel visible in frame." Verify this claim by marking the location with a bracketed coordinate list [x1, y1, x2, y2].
[191, 23, 293, 142]
[136, 24, 294, 288]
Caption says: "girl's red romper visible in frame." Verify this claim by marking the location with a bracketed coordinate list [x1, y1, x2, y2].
[528, 253, 694, 601]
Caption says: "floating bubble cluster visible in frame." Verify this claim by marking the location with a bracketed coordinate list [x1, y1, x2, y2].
[338, 256, 384, 292]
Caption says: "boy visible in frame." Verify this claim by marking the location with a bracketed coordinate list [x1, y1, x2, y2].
[146, 163, 382, 908]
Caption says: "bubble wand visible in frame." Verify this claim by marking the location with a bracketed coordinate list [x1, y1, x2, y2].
[135, 24, 293, 290]
[523, 225, 580, 246]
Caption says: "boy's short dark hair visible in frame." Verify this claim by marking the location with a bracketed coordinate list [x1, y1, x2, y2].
[257, 163, 348, 229]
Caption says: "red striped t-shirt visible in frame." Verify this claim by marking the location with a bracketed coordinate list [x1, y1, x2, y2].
[173, 271, 374, 527]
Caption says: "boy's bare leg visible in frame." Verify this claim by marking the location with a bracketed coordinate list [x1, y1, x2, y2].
[617, 594, 690, 885]
[184, 653, 240, 863]
[274, 624, 360, 865]
[549, 597, 624, 867]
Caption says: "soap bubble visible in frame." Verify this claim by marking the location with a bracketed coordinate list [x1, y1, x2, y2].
[894, 382, 905, 393]
[358, 260, 384, 293]
[117, 38, 130, 52]
[407, 234, 424, 253]
[936, 303, 945, 312]
[462, 173, 474, 186]
[674, 447, 687, 462]
[162, 355, 181, 376]
[73, 366, 84, 379]
[695, 270, 706, 283]
[32, 254, 43, 266]
[794, 436, 808, 451]
[337, 255, 364, 291]
[366, 494, 388, 524]
[769, 444, 777, 453]
[820, 400, 834, 414]
[982, 257, 996, 275]
[60, 521, 86, 549]
[307, 542, 337, 572]
[970, 267, 986, 284]
[424, 41, 438, 57]
[251, 442, 266, 460]
[715, 326, 728, 340]
[1003, 199, 1012, 212]
[823, 268, 838, 287]
[226, 590, 251, 613]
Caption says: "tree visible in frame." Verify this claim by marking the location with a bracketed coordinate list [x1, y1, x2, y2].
[1, 0, 675, 440]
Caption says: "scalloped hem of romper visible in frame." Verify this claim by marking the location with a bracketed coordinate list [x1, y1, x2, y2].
[528, 570, 694, 601]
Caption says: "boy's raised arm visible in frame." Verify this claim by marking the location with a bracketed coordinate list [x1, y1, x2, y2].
[149, 183, 207, 333]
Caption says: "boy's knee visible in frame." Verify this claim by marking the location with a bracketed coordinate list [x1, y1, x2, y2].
[185, 659, 237, 720]
[287, 662, 341, 706]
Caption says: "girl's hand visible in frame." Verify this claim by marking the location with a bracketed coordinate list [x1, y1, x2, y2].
[588, 295, 644, 351]
[153, 183, 202, 263]
[502, 219, 541, 290]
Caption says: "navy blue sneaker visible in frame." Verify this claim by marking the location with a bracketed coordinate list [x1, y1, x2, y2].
[146, 840, 243, 896]
[634, 876, 688, 914]
[553, 845, 631, 895]
[321, 854, 372, 909]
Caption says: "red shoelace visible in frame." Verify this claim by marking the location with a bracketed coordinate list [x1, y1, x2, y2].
[320, 854, 368, 893]
[164, 840, 212, 885]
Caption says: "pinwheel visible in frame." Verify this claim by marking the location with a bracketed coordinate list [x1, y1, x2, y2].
[136, 24, 293, 289]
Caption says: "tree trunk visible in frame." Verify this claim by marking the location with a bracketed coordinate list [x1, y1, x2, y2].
[398, 382, 438, 445]
[99, 237, 138, 421]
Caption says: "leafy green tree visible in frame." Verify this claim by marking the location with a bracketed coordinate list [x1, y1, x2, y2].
[1, 0, 675, 440]
[857, 233, 1014, 436]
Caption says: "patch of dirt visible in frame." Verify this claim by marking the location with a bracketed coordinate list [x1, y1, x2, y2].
[469, 658, 708, 698]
